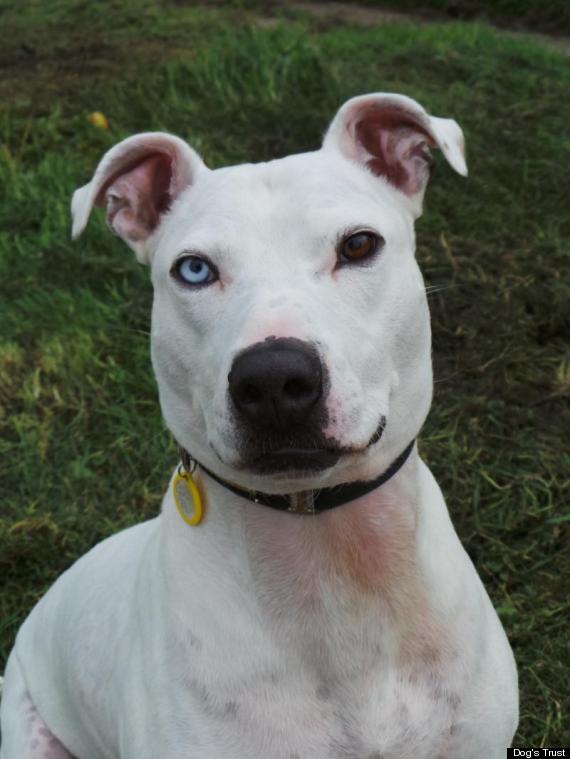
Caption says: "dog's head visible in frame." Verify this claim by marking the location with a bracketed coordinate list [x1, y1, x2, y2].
[72, 93, 466, 493]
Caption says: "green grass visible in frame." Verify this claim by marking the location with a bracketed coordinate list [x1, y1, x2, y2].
[1, 0, 569, 747]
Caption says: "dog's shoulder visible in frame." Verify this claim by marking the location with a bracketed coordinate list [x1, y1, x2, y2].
[11, 518, 161, 757]
[17, 517, 160, 649]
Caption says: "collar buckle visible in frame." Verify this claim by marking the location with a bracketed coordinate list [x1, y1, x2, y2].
[287, 491, 316, 515]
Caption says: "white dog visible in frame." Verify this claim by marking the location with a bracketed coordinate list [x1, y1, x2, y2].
[0, 93, 518, 758]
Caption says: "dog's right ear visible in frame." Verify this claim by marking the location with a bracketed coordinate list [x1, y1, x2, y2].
[71, 133, 207, 264]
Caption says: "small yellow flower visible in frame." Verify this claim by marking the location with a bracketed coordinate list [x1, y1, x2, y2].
[88, 112, 109, 130]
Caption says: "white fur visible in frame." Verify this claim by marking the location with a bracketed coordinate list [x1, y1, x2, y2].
[0, 93, 517, 759]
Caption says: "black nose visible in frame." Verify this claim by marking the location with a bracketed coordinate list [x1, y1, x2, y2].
[228, 338, 323, 431]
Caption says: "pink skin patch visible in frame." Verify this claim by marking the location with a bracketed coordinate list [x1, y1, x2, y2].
[247, 482, 412, 606]
[22, 690, 76, 759]
[320, 486, 416, 593]
[246, 475, 449, 667]
[322, 393, 345, 441]
[322, 489, 450, 665]
[246, 321, 301, 347]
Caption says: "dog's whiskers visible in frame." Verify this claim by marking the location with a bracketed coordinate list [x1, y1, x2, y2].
[424, 283, 462, 296]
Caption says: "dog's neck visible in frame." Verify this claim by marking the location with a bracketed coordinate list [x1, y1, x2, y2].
[158, 446, 451, 678]
[161, 447, 427, 626]
[158, 446, 448, 679]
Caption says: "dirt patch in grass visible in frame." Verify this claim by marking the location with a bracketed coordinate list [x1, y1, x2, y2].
[278, 0, 570, 34]
[285, 0, 570, 54]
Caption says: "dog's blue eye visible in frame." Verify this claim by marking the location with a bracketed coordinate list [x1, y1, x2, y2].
[175, 256, 217, 286]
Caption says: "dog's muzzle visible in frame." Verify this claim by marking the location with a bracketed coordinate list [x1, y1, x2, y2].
[227, 337, 337, 472]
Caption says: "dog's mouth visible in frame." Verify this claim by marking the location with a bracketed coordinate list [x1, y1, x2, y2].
[237, 416, 386, 475]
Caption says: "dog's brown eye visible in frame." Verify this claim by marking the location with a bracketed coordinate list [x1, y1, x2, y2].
[339, 232, 382, 264]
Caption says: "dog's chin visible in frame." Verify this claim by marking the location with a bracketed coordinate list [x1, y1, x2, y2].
[250, 448, 341, 475]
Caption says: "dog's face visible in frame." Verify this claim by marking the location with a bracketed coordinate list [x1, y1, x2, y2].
[72, 94, 466, 493]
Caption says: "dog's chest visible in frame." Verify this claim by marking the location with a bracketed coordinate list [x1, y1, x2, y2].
[167, 643, 463, 759]
[162, 533, 464, 757]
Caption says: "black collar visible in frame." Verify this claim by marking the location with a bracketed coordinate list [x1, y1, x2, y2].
[179, 439, 415, 515]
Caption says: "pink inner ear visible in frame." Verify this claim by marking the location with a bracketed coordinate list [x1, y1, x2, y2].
[354, 106, 434, 195]
[97, 153, 173, 243]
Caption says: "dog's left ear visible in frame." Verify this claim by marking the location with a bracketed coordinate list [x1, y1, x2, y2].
[71, 132, 207, 264]
[323, 93, 467, 216]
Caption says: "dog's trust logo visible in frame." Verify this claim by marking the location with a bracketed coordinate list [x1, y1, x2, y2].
[509, 750, 568, 757]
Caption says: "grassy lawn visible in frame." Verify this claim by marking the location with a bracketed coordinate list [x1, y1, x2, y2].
[1, 0, 569, 747]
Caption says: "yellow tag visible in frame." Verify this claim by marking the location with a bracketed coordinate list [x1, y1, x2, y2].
[173, 470, 204, 526]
